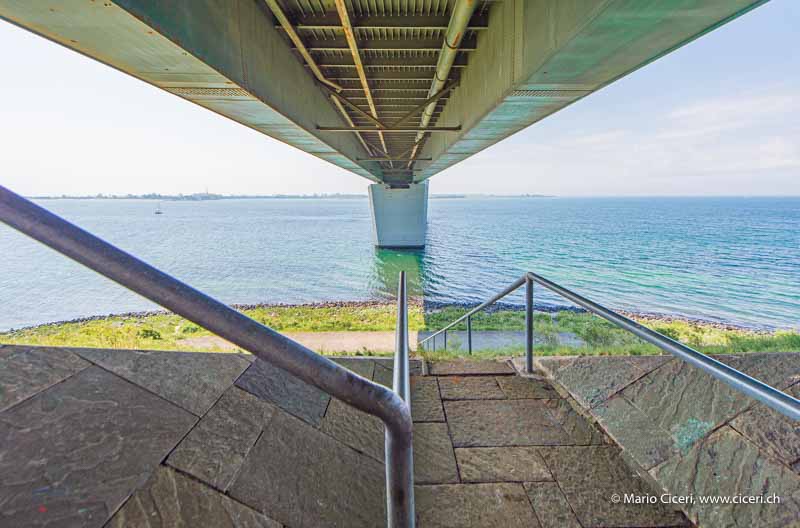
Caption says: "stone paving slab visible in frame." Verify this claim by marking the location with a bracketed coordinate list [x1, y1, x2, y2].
[320, 397, 384, 462]
[455, 447, 551, 483]
[415, 483, 540, 527]
[371, 360, 425, 389]
[428, 359, 515, 376]
[653, 426, 800, 527]
[543, 398, 607, 446]
[414, 422, 459, 485]
[496, 375, 559, 399]
[373, 363, 394, 387]
[717, 352, 800, 389]
[540, 446, 688, 527]
[229, 410, 385, 528]
[438, 376, 505, 400]
[75, 348, 251, 416]
[540, 352, 800, 527]
[235, 359, 330, 426]
[0, 345, 89, 412]
[331, 357, 376, 379]
[620, 357, 788, 455]
[729, 382, 800, 467]
[0, 366, 196, 528]
[445, 400, 572, 447]
[373, 358, 424, 375]
[593, 394, 677, 469]
[524, 482, 581, 528]
[1, 347, 706, 528]
[536, 355, 668, 409]
[411, 376, 445, 422]
[167, 387, 276, 491]
[107, 466, 281, 528]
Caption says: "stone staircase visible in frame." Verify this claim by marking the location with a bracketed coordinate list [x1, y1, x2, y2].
[0, 344, 702, 527]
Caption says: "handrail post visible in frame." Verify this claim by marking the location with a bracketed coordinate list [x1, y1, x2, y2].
[388, 271, 415, 527]
[467, 315, 472, 355]
[443, 330, 447, 350]
[525, 274, 534, 374]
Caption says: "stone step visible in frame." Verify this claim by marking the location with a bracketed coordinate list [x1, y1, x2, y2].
[0, 345, 692, 527]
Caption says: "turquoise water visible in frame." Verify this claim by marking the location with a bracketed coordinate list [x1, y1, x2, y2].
[0, 197, 797, 330]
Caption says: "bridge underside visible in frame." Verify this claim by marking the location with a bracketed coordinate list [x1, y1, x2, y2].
[0, 0, 767, 245]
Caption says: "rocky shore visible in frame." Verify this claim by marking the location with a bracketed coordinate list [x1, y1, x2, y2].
[2, 299, 779, 335]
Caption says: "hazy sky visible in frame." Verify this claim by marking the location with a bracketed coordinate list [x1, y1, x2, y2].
[1, 1, 798, 197]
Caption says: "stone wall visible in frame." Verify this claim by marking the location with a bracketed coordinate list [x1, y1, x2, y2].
[532, 353, 800, 527]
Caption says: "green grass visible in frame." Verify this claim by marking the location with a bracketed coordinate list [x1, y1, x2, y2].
[2, 304, 797, 358]
[0, 304, 424, 353]
[419, 308, 800, 359]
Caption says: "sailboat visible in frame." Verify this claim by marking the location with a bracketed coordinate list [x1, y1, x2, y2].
[154, 202, 163, 215]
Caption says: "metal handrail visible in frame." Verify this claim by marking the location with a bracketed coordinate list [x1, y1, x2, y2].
[0, 186, 415, 527]
[388, 271, 415, 526]
[421, 272, 800, 421]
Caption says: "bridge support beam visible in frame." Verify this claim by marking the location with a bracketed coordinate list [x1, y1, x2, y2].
[368, 183, 428, 248]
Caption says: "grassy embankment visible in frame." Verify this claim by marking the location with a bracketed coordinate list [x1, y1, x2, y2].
[423, 307, 800, 359]
[1, 304, 797, 358]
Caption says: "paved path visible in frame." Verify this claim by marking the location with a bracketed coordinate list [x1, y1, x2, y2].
[181, 330, 417, 353]
[0, 344, 694, 527]
[418, 330, 584, 352]
[182, 330, 584, 354]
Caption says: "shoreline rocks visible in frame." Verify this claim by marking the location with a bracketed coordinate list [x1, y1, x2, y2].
[1, 299, 780, 335]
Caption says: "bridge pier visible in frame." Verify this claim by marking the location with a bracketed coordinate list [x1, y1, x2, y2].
[368, 183, 428, 248]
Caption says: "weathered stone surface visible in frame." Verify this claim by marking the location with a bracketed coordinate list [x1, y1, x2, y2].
[593, 395, 677, 469]
[411, 376, 444, 422]
[76, 348, 250, 416]
[538, 356, 659, 409]
[716, 352, 800, 389]
[320, 397, 384, 461]
[730, 383, 800, 466]
[414, 423, 459, 484]
[456, 447, 551, 483]
[496, 376, 558, 399]
[415, 483, 539, 527]
[0, 366, 196, 528]
[445, 400, 571, 447]
[236, 359, 330, 426]
[438, 376, 505, 400]
[429, 359, 515, 376]
[653, 426, 800, 528]
[331, 357, 375, 379]
[524, 482, 581, 528]
[0, 345, 89, 412]
[374, 358, 424, 375]
[544, 398, 606, 446]
[371, 360, 424, 389]
[540, 446, 687, 528]
[229, 410, 385, 528]
[167, 387, 276, 490]
[107, 466, 281, 528]
[373, 363, 394, 387]
[629, 354, 674, 374]
[621, 357, 784, 454]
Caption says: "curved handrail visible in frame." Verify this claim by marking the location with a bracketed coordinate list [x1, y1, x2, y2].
[0, 186, 414, 527]
[421, 272, 800, 422]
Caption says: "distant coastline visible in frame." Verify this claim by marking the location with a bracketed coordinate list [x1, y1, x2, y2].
[30, 192, 555, 201]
